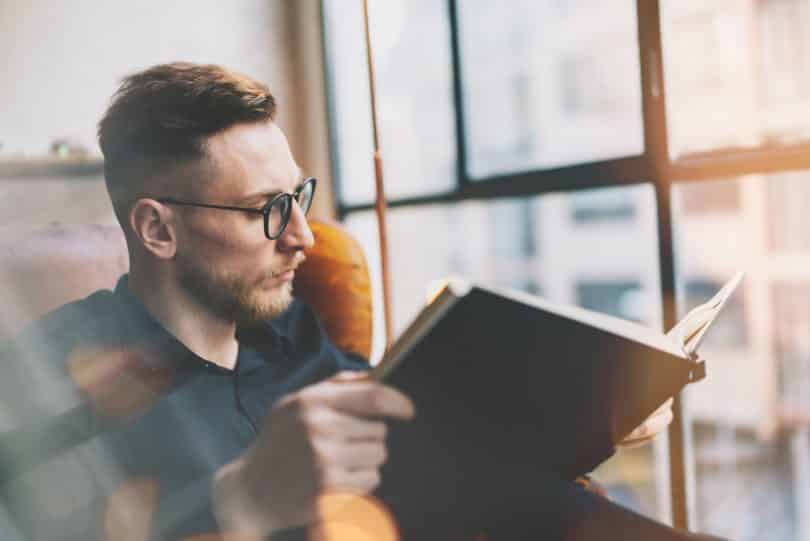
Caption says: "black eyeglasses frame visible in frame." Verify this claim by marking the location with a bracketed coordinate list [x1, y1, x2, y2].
[156, 177, 317, 240]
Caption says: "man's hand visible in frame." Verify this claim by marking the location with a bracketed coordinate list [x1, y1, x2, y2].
[211, 371, 415, 537]
[617, 397, 674, 448]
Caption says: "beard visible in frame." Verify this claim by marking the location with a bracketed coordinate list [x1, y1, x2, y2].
[176, 255, 303, 325]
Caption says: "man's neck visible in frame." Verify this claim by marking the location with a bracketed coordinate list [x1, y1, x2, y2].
[128, 272, 240, 370]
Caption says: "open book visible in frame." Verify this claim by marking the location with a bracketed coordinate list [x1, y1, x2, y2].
[373, 271, 744, 382]
[372, 272, 743, 531]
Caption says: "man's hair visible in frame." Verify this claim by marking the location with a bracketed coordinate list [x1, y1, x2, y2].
[98, 62, 277, 225]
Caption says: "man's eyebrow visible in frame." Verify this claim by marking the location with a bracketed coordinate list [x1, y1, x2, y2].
[235, 175, 307, 205]
[236, 189, 283, 206]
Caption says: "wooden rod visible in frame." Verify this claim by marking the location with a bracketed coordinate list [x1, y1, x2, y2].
[362, 0, 394, 348]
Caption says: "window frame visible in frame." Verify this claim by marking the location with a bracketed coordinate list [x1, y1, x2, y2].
[321, 0, 810, 529]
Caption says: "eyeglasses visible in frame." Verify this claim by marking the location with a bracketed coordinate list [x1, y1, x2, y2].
[157, 177, 317, 240]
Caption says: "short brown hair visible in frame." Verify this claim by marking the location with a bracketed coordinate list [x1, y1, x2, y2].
[98, 62, 277, 222]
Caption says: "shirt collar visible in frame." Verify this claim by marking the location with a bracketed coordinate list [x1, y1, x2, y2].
[113, 275, 237, 374]
[113, 274, 290, 372]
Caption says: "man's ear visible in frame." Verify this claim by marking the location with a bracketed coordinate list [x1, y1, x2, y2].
[129, 199, 177, 260]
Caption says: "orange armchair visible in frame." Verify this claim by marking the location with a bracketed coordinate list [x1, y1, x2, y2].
[0, 220, 376, 541]
[0, 224, 129, 343]
[0, 220, 373, 358]
[293, 220, 373, 360]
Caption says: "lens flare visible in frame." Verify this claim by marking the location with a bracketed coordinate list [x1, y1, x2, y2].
[310, 492, 399, 541]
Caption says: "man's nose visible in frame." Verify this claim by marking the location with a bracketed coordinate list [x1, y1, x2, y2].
[276, 201, 315, 252]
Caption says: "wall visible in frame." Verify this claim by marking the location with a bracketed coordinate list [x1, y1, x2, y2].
[0, 0, 335, 231]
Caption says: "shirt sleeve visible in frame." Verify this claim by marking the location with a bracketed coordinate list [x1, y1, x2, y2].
[0, 337, 109, 541]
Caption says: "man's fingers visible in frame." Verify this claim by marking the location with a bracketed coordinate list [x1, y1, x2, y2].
[622, 408, 674, 445]
[303, 407, 387, 442]
[628, 398, 674, 438]
[618, 398, 676, 448]
[652, 397, 674, 416]
[313, 439, 387, 471]
[316, 380, 415, 420]
[321, 467, 381, 494]
[332, 370, 369, 382]
[651, 407, 674, 430]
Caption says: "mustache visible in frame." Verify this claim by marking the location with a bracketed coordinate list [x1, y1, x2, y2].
[269, 252, 307, 278]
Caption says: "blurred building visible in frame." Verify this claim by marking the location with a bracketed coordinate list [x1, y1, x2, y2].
[330, 1, 810, 539]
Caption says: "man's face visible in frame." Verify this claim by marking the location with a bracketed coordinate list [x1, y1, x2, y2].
[172, 121, 314, 324]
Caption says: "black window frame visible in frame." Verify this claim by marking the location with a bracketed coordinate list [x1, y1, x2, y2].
[321, 0, 810, 529]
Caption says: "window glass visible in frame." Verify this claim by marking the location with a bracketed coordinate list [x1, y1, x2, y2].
[661, 0, 810, 159]
[457, 0, 643, 178]
[673, 174, 810, 540]
[323, 0, 456, 205]
[569, 188, 638, 223]
[577, 280, 644, 323]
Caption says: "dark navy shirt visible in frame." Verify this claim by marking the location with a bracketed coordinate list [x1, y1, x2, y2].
[0, 275, 365, 540]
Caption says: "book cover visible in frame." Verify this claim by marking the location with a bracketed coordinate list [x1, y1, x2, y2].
[373, 273, 742, 534]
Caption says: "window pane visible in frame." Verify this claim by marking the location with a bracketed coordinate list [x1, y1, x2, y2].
[457, 0, 644, 179]
[672, 175, 810, 540]
[323, 0, 456, 205]
[344, 184, 669, 522]
[662, 0, 810, 159]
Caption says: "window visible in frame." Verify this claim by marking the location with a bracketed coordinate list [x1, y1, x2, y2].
[570, 188, 638, 223]
[577, 281, 645, 323]
[661, 0, 810, 158]
[676, 180, 741, 215]
[457, 0, 644, 178]
[766, 170, 810, 252]
[672, 176, 810, 539]
[322, 0, 456, 204]
[324, 0, 810, 537]
[759, 0, 810, 107]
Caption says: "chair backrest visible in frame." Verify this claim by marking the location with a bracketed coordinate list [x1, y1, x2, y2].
[0, 221, 373, 360]
[0, 224, 129, 343]
[293, 220, 373, 360]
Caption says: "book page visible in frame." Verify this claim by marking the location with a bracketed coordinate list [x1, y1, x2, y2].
[370, 279, 468, 381]
[666, 271, 744, 356]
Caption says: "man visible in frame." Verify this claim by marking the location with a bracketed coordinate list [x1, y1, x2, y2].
[0, 63, 718, 540]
